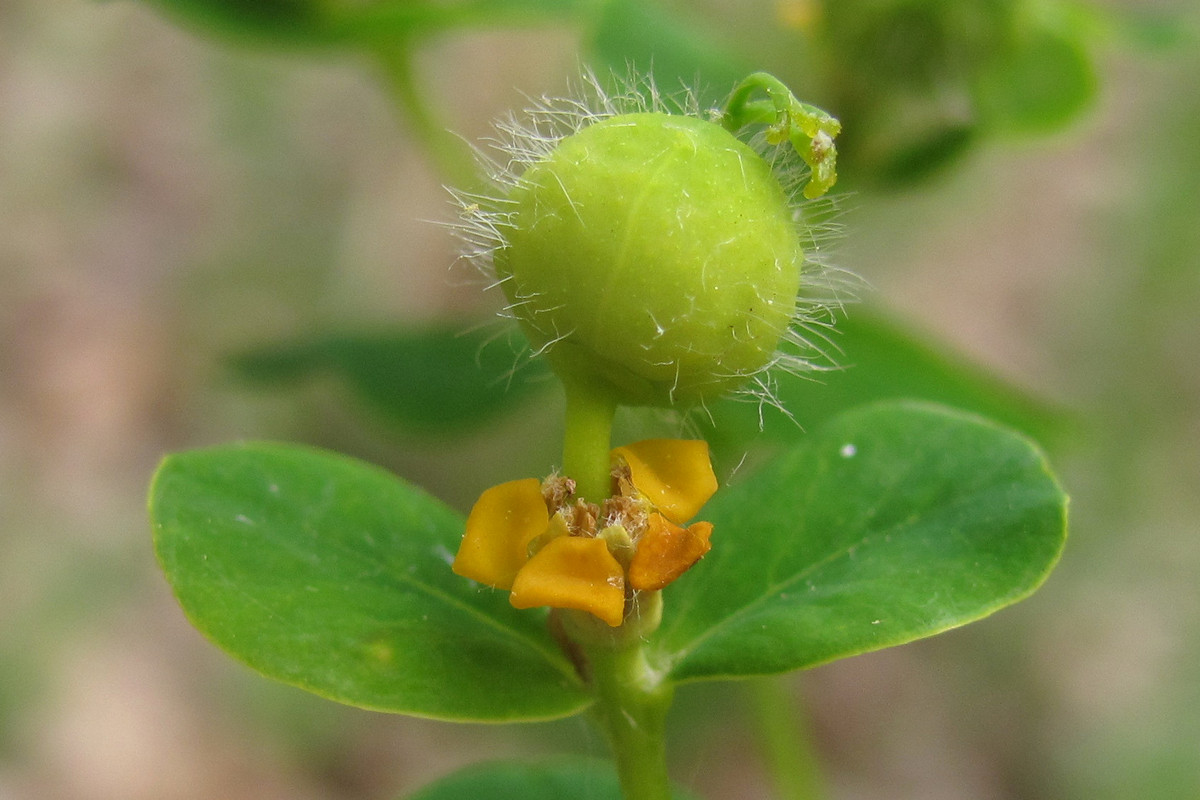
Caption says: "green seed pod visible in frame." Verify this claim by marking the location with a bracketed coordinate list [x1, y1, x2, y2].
[456, 73, 844, 413]
[498, 112, 803, 407]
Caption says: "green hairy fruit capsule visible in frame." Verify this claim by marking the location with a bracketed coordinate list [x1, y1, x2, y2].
[499, 112, 803, 407]
[456, 73, 844, 414]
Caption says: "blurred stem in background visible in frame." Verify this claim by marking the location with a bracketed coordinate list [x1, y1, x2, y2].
[748, 678, 825, 800]
[371, 40, 480, 190]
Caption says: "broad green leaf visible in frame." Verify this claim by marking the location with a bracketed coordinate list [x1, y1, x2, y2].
[700, 307, 1069, 458]
[585, 0, 748, 104]
[406, 758, 700, 800]
[973, 27, 1096, 134]
[150, 442, 589, 721]
[657, 401, 1067, 682]
[229, 326, 550, 434]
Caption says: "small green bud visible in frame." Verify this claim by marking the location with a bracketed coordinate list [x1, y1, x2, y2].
[499, 112, 803, 407]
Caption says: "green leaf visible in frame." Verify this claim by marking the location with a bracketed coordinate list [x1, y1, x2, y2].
[406, 758, 701, 800]
[585, 0, 748, 103]
[657, 401, 1067, 682]
[871, 122, 979, 187]
[140, 0, 589, 48]
[139, 0, 337, 46]
[229, 325, 550, 434]
[700, 307, 1070, 458]
[973, 27, 1096, 134]
[150, 442, 589, 721]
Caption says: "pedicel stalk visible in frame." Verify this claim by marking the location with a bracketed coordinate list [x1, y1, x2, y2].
[150, 72, 1067, 800]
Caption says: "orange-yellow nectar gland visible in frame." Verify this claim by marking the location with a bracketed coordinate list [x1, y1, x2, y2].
[452, 439, 718, 627]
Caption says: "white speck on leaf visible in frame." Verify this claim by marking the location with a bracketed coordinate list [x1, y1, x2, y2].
[840, 443, 856, 458]
[234, 514, 254, 525]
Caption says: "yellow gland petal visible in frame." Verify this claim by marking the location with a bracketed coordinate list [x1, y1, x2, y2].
[629, 514, 713, 592]
[452, 478, 548, 590]
[509, 536, 626, 627]
[612, 439, 718, 523]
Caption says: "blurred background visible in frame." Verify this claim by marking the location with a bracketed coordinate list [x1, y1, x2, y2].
[1, 0, 1197, 798]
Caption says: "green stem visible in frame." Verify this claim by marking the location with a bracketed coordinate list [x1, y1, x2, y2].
[586, 640, 674, 800]
[561, 380, 617, 503]
[370, 41, 479, 189]
[747, 678, 825, 800]
[722, 71, 795, 131]
[720, 72, 842, 199]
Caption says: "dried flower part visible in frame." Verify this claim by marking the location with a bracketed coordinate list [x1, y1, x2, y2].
[510, 536, 625, 627]
[540, 475, 576, 510]
[599, 493, 648, 543]
[629, 515, 714, 592]
[611, 439, 718, 523]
